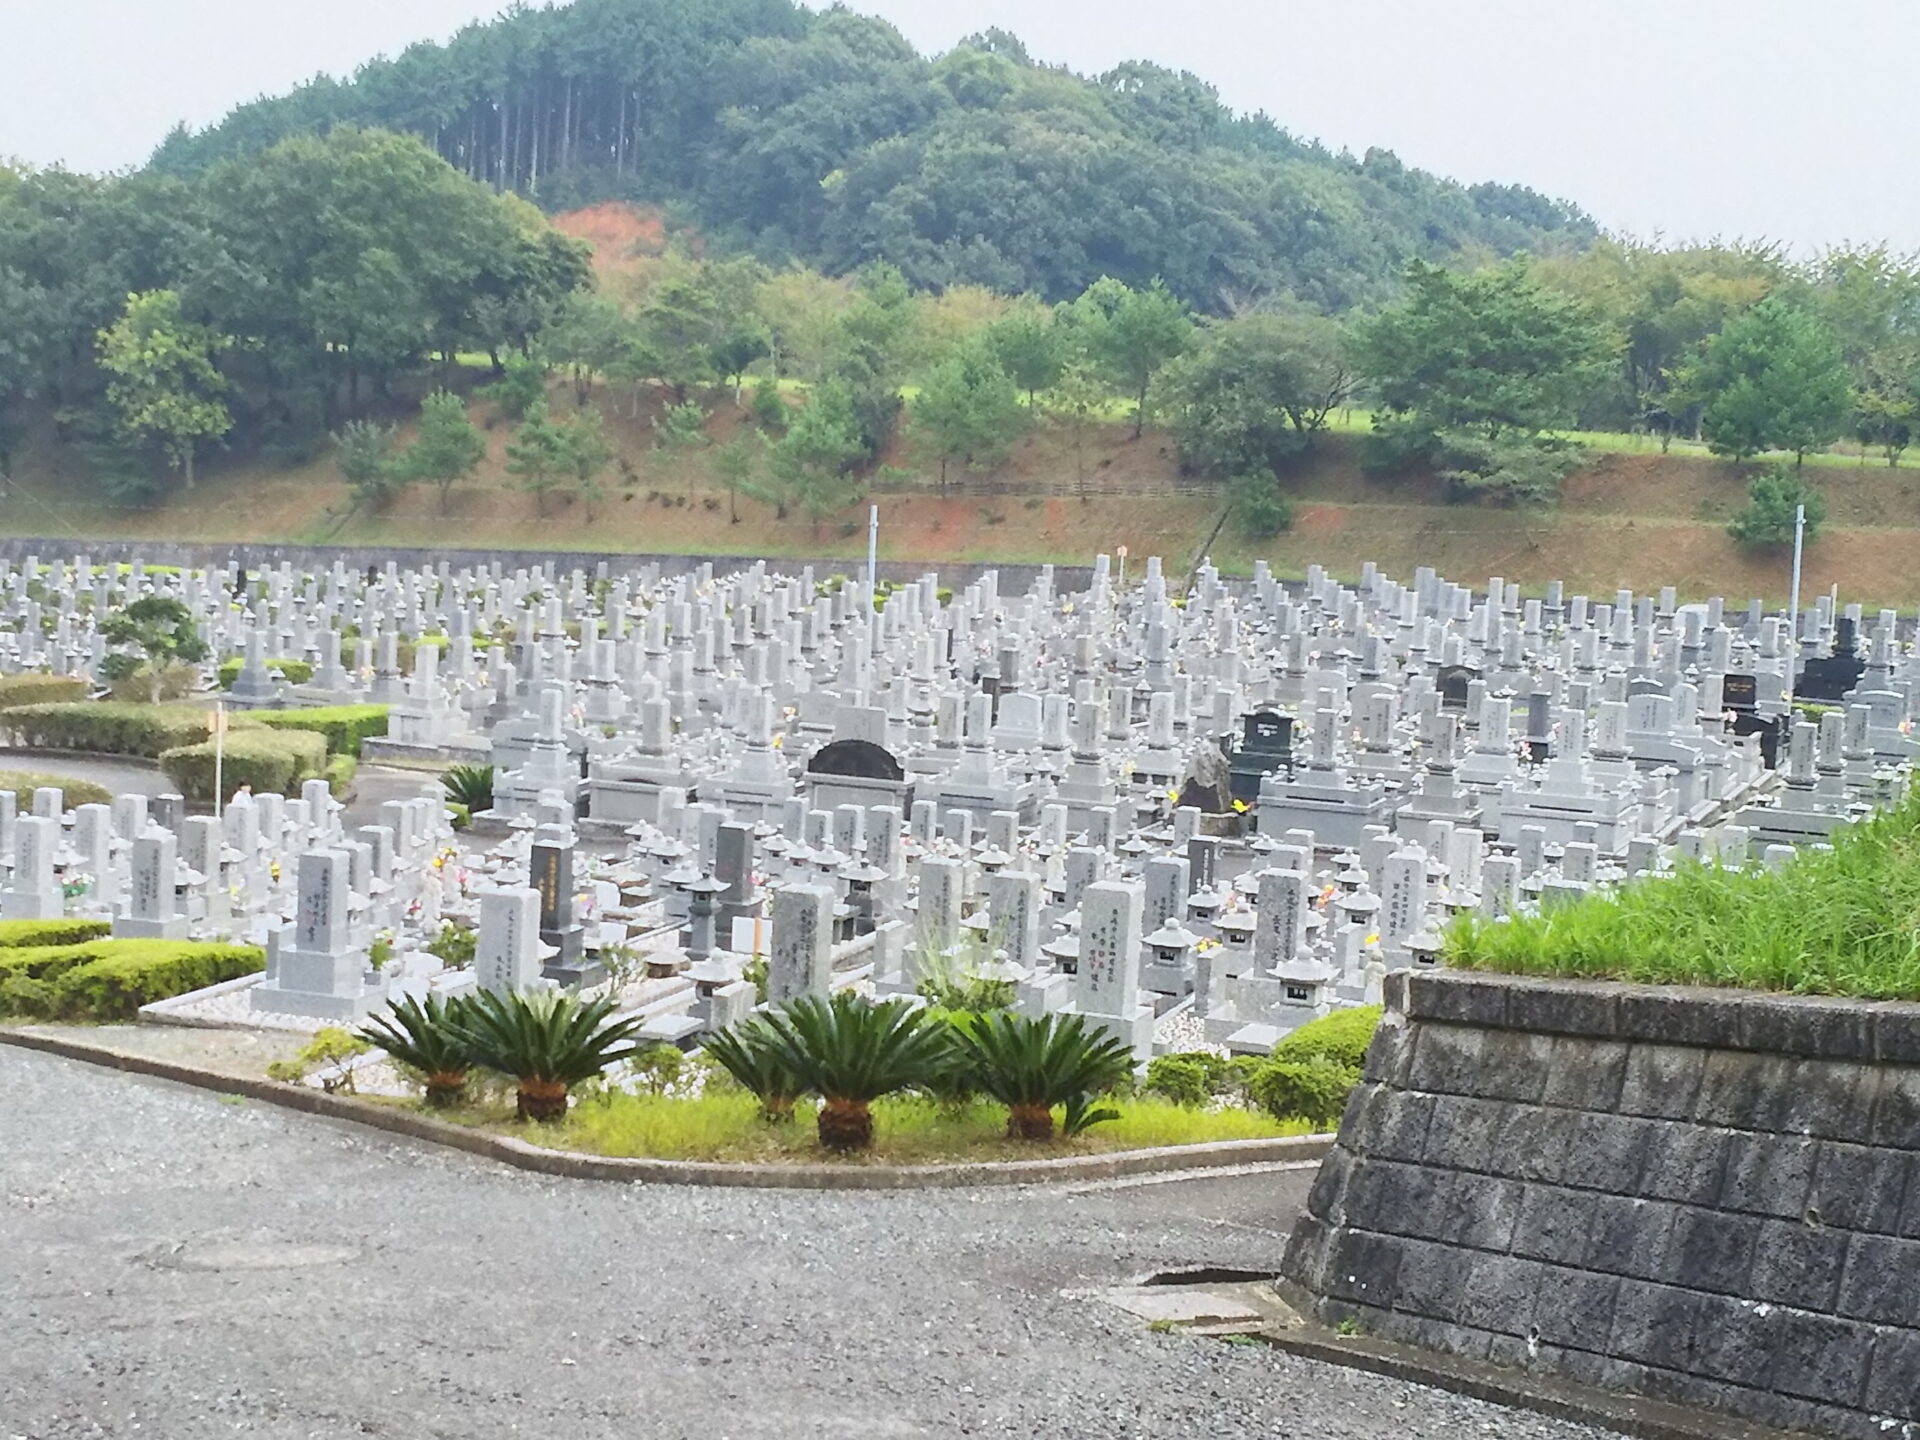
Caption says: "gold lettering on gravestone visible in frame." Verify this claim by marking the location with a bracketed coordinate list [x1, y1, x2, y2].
[536, 850, 559, 923]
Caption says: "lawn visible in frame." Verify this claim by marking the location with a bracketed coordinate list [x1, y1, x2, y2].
[1445, 790, 1920, 999]
[446, 1089, 1306, 1164]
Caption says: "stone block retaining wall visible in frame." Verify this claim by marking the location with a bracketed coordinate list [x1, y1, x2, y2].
[1282, 970, 1920, 1439]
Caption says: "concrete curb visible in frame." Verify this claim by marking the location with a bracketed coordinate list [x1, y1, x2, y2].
[0, 1027, 1335, 1191]
[1255, 1302, 1806, 1440]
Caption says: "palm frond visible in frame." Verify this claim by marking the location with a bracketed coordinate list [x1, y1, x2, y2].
[757, 991, 951, 1104]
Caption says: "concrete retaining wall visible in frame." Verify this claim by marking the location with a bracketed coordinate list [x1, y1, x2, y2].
[0, 536, 1092, 593]
[1282, 970, 1920, 1440]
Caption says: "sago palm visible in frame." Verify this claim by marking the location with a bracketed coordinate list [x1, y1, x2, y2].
[954, 1012, 1136, 1141]
[455, 988, 643, 1122]
[440, 763, 496, 812]
[759, 992, 951, 1151]
[701, 1016, 805, 1122]
[356, 993, 475, 1109]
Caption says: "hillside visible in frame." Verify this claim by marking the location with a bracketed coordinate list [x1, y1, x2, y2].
[4, 379, 1916, 607]
[143, 0, 1594, 312]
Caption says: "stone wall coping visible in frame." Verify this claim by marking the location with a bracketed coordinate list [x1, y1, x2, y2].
[1399, 969, 1920, 1064]
[0, 1026, 1333, 1191]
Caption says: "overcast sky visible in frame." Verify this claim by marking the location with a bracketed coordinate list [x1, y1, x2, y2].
[3, 0, 1908, 253]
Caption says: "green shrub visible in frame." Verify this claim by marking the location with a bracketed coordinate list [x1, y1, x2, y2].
[1229, 472, 1294, 539]
[0, 918, 111, 949]
[216, 657, 314, 689]
[0, 674, 88, 709]
[250, 705, 389, 758]
[1271, 1006, 1383, 1071]
[0, 944, 99, 990]
[1144, 1051, 1235, 1108]
[1244, 1057, 1359, 1129]
[323, 753, 358, 798]
[0, 973, 55, 1016]
[1728, 463, 1826, 549]
[3, 702, 242, 758]
[105, 663, 198, 704]
[159, 728, 328, 801]
[441, 763, 495, 811]
[0, 940, 265, 1020]
[0, 771, 112, 809]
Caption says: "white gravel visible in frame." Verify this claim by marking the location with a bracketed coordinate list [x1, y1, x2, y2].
[0, 1045, 1612, 1440]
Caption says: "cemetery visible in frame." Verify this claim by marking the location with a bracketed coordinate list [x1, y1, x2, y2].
[3, 543, 1920, 1432]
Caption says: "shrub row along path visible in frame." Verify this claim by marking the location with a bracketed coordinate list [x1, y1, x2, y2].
[0, 1047, 1609, 1440]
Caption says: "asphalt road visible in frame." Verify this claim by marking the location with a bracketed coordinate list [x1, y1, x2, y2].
[0, 1047, 1612, 1440]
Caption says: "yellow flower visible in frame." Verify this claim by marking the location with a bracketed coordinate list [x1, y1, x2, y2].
[1232, 799, 1249, 814]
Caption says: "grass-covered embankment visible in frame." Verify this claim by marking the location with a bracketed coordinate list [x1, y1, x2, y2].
[1446, 793, 1920, 999]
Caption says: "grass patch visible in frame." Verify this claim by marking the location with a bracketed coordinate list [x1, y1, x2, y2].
[460, 1091, 1304, 1164]
[1446, 791, 1920, 998]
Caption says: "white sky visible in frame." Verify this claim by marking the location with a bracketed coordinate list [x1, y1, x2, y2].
[3, 0, 1909, 253]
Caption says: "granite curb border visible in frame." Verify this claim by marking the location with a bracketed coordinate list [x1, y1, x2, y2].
[0, 1027, 1334, 1190]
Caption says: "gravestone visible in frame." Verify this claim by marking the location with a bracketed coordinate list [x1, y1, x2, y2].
[114, 830, 187, 941]
[475, 887, 543, 996]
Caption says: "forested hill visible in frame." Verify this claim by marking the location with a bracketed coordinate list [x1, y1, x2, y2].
[147, 0, 1596, 312]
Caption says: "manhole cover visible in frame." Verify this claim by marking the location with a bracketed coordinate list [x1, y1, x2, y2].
[142, 1240, 359, 1272]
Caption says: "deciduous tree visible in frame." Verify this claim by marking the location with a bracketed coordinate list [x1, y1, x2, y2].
[96, 290, 231, 490]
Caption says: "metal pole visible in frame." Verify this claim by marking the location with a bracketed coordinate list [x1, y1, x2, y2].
[213, 701, 226, 820]
[1789, 503, 1806, 638]
[866, 503, 879, 613]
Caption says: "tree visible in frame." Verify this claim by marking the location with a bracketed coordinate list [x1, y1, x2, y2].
[1045, 360, 1110, 497]
[398, 391, 487, 511]
[504, 399, 569, 516]
[712, 432, 765, 523]
[656, 399, 709, 452]
[912, 342, 1026, 489]
[768, 379, 866, 528]
[333, 419, 401, 511]
[480, 352, 548, 422]
[99, 595, 210, 703]
[543, 292, 629, 405]
[1356, 259, 1615, 501]
[1068, 277, 1193, 438]
[712, 325, 771, 402]
[1685, 296, 1853, 463]
[1163, 310, 1352, 477]
[562, 404, 614, 519]
[95, 290, 231, 490]
[1728, 464, 1826, 549]
[1358, 260, 1615, 441]
[984, 306, 1065, 406]
[1853, 353, 1920, 467]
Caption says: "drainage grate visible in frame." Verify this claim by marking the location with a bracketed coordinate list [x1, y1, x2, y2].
[1139, 1266, 1277, 1287]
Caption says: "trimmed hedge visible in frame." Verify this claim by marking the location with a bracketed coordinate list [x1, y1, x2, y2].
[0, 939, 264, 1020]
[251, 705, 389, 758]
[218, 657, 314, 689]
[324, 753, 358, 799]
[3, 702, 250, 758]
[0, 918, 111, 949]
[58, 941, 265, 1020]
[159, 728, 327, 801]
[0, 771, 112, 809]
[1271, 1006, 1382, 1070]
[0, 674, 89, 709]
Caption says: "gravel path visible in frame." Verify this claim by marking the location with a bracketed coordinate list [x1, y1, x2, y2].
[0, 1047, 1612, 1440]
